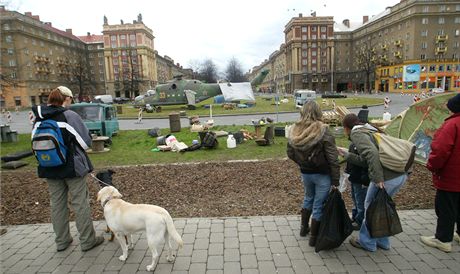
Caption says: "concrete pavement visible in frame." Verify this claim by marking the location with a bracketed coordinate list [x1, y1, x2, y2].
[1, 209, 459, 274]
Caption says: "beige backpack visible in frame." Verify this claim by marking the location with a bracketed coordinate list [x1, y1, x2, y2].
[372, 132, 416, 173]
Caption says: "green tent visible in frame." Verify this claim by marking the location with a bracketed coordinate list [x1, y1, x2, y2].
[385, 92, 459, 164]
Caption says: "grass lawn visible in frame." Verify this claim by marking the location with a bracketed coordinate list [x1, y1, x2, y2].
[1, 125, 350, 169]
[117, 96, 382, 118]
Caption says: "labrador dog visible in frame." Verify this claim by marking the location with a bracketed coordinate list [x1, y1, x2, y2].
[97, 186, 183, 271]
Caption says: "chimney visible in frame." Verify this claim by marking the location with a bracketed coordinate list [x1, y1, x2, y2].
[343, 19, 350, 28]
[299, 13, 303, 17]
[66, 28, 72, 34]
[44, 22, 52, 27]
[32, 15, 40, 21]
[363, 16, 369, 24]
[87, 32, 91, 36]
[25, 12, 32, 17]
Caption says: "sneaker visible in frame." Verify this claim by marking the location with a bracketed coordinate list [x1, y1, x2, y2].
[420, 236, 452, 252]
[454, 233, 460, 244]
[349, 236, 365, 250]
[57, 238, 73, 252]
[82, 236, 104, 252]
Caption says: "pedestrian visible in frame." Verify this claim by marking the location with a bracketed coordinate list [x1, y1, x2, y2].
[413, 94, 419, 104]
[420, 93, 460, 252]
[137, 107, 143, 124]
[338, 113, 408, 252]
[384, 96, 391, 109]
[287, 100, 340, 246]
[344, 113, 371, 231]
[31, 86, 104, 252]
[357, 105, 369, 124]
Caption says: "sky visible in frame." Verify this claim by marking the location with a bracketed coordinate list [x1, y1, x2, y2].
[7, 0, 398, 73]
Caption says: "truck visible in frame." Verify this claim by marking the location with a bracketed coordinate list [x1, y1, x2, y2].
[69, 103, 119, 140]
[294, 90, 316, 108]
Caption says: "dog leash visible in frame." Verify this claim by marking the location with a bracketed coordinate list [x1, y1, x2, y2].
[89, 173, 112, 187]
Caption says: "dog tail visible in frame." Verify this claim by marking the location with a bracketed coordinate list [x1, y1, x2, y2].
[164, 213, 183, 248]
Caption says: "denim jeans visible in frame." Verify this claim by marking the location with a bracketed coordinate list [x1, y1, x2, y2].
[358, 174, 407, 251]
[301, 173, 332, 221]
[351, 183, 368, 226]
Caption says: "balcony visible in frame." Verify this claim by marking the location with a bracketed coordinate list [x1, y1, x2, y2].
[371, 56, 377, 62]
[371, 48, 376, 53]
[394, 40, 402, 47]
[436, 35, 448, 42]
[381, 44, 388, 50]
[393, 51, 402, 58]
[436, 47, 447, 54]
[380, 55, 388, 61]
[321, 78, 328, 82]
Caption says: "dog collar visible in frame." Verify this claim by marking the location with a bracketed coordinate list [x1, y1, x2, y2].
[102, 197, 120, 208]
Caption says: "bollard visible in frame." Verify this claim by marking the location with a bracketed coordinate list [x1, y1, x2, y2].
[6, 111, 12, 123]
[137, 107, 143, 124]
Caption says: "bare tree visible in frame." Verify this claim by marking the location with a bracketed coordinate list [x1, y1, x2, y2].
[68, 51, 90, 102]
[224, 57, 247, 82]
[198, 58, 218, 83]
[355, 40, 377, 93]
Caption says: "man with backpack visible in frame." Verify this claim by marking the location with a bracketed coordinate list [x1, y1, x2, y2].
[421, 93, 460, 252]
[31, 86, 104, 252]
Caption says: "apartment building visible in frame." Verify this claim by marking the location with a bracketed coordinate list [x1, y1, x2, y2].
[0, 7, 100, 108]
[156, 53, 193, 83]
[249, 0, 460, 93]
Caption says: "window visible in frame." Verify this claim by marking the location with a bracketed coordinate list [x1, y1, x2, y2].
[421, 42, 427, 49]
[454, 41, 460, 48]
[40, 41, 44, 47]
[423, 6, 429, 13]
[9, 60, 16, 67]
[440, 5, 446, 12]
[302, 50, 307, 57]
[454, 53, 459, 59]
[320, 26, 326, 32]
[429, 65, 436, 72]
[438, 65, 444, 72]
[130, 34, 135, 40]
[455, 17, 460, 24]
[5, 35, 12, 43]
[11, 72, 17, 79]
[120, 34, 126, 39]
[302, 59, 307, 65]
[24, 48, 29, 55]
[421, 30, 428, 37]
[302, 35, 307, 40]
[311, 26, 317, 32]
[312, 42, 317, 48]
[312, 34, 317, 39]
[302, 43, 307, 49]
[447, 64, 452, 71]
[113, 59, 118, 65]
[455, 29, 460, 36]
[312, 51, 317, 57]
[422, 18, 428, 24]
[7, 48, 14, 55]
[320, 34, 326, 39]
[111, 35, 116, 41]
[302, 26, 307, 32]
[406, 33, 410, 39]
[321, 67, 327, 72]
[439, 17, 445, 24]
[421, 54, 426, 60]
[457, 5, 460, 11]
[312, 59, 317, 64]
[14, 97, 21, 106]
[438, 29, 445, 35]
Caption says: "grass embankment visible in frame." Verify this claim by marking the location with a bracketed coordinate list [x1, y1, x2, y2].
[1, 125, 349, 169]
[117, 96, 382, 118]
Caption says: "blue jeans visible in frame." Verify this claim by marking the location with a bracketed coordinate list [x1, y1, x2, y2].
[351, 183, 368, 226]
[301, 173, 332, 220]
[358, 174, 408, 251]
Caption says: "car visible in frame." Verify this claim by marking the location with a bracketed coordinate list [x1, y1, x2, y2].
[430, 88, 445, 94]
[69, 103, 119, 139]
[114, 97, 131, 104]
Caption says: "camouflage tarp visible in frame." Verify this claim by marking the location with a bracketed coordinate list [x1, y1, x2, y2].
[385, 92, 458, 164]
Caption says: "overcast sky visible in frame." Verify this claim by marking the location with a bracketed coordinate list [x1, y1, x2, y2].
[8, 0, 398, 73]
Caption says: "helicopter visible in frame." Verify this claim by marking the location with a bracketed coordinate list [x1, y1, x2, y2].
[134, 69, 269, 112]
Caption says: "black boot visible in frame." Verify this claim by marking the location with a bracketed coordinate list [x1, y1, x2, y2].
[300, 208, 312, 237]
[309, 219, 320, 247]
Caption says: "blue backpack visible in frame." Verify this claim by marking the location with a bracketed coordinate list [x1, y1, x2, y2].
[32, 119, 68, 167]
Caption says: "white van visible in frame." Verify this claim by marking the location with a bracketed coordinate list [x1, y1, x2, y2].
[294, 90, 316, 108]
[94, 95, 113, 104]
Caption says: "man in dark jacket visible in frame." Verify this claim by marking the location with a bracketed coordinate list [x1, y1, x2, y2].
[421, 93, 460, 252]
[32, 86, 104, 252]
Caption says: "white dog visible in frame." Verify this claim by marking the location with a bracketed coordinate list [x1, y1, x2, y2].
[97, 186, 183, 271]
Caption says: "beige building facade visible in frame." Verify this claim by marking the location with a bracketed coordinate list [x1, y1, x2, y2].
[250, 0, 460, 94]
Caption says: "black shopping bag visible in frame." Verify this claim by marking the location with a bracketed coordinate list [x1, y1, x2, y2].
[366, 188, 403, 238]
[315, 188, 353, 252]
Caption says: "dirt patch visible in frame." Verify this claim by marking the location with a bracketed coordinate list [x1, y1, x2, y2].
[0, 160, 434, 226]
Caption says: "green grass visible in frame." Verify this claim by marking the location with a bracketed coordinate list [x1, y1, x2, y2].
[117, 96, 382, 118]
[1, 125, 349, 169]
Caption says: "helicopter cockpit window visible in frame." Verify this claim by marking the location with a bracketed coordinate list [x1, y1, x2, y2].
[171, 84, 177, 89]
[146, 90, 156, 97]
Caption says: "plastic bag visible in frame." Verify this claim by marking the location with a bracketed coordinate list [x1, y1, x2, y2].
[366, 188, 403, 238]
[315, 188, 353, 252]
[339, 172, 350, 193]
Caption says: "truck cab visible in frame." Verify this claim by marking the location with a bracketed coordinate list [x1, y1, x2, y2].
[294, 90, 316, 108]
[69, 103, 119, 139]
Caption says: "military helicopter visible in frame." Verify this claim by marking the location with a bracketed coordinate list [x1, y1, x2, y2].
[134, 69, 269, 112]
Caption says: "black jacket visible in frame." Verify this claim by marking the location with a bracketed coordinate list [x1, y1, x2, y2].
[345, 143, 370, 186]
[32, 105, 93, 179]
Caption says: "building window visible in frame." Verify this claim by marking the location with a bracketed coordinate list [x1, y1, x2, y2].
[454, 41, 460, 48]
[3, 23, 10, 30]
[120, 34, 126, 40]
[111, 35, 116, 41]
[302, 43, 307, 49]
[312, 51, 317, 57]
[311, 34, 317, 39]
[447, 64, 452, 71]
[422, 18, 428, 24]
[302, 59, 307, 65]
[320, 26, 326, 32]
[130, 34, 135, 40]
[312, 59, 317, 64]
[455, 17, 460, 24]
[439, 17, 445, 24]
[406, 33, 410, 39]
[312, 42, 317, 48]
[321, 67, 327, 72]
[423, 6, 429, 12]
[421, 54, 426, 60]
[440, 5, 446, 12]
[320, 34, 326, 39]
[429, 65, 436, 72]
[302, 50, 307, 57]
[5, 35, 12, 43]
[7, 48, 14, 55]
[311, 26, 317, 32]
[302, 26, 307, 32]
[9, 60, 16, 67]
[455, 29, 460, 36]
[421, 42, 427, 49]
[302, 35, 307, 40]
[438, 65, 444, 72]
[113, 59, 118, 65]
[14, 97, 21, 106]
[421, 30, 428, 37]
[438, 29, 445, 35]
[453, 53, 458, 59]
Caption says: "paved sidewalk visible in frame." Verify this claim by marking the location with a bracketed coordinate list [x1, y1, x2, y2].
[1, 209, 459, 274]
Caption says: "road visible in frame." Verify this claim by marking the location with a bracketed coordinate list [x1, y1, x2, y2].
[1, 93, 414, 134]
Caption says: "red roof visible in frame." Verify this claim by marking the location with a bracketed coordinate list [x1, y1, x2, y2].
[78, 34, 104, 44]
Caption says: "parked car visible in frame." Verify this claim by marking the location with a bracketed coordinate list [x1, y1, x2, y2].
[93, 95, 113, 104]
[113, 97, 131, 104]
[69, 103, 119, 139]
[430, 88, 445, 94]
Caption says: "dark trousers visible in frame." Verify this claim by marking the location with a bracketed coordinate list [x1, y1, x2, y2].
[435, 189, 460, 243]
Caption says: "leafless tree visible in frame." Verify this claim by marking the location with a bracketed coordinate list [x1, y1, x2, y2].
[198, 58, 218, 83]
[224, 57, 247, 82]
[355, 39, 377, 93]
